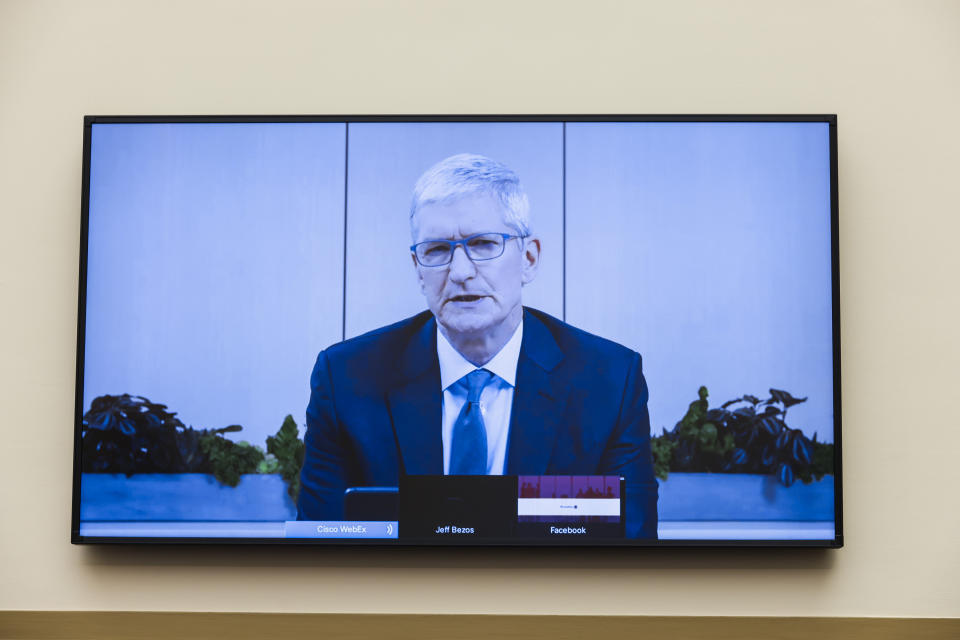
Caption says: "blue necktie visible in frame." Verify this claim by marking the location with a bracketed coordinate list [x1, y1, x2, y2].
[449, 369, 493, 475]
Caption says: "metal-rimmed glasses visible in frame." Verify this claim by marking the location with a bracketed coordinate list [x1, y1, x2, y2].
[410, 232, 527, 267]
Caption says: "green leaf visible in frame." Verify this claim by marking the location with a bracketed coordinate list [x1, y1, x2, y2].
[199, 433, 265, 487]
[651, 436, 676, 481]
[257, 453, 280, 474]
[698, 422, 717, 447]
[266, 415, 306, 502]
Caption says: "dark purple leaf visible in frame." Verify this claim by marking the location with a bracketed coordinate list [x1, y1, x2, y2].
[792, 432, 813, 465]
[769, 389, 808, 409]
[775, 427, 791, 450]
[778, 462, 795, 487]
[761, 444, 777, 467]
[761, 416, 781, 437]
[731, 448, 748, 465]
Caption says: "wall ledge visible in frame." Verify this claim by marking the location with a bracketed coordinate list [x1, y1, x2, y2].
[1, 612, 958, 640]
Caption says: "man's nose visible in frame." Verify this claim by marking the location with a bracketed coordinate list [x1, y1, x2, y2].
[447, 244, 477, 281]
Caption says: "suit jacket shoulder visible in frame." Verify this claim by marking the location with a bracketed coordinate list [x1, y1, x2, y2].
[522, 307, 642, 397]
[322, 307, 639, 379]
[318, 310, 437, 394]
[524, 307, 638, 361]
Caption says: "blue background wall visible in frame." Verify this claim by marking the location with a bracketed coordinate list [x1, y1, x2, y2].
[565, 122, 834, 438]
[83, 121, 834, 446]
[84, 123, 346, 441]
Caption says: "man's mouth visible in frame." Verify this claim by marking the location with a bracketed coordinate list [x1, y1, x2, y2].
[448, 294, 486, 303]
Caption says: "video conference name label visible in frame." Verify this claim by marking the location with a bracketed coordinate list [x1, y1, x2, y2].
[319, 524, 366, 534]
[434, 525, 476, 534]
[550, 526, 587, 534]
[283, 521, 398, 539]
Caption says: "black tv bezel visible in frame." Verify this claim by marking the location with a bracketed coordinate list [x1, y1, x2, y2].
[72, 114, 842, 548]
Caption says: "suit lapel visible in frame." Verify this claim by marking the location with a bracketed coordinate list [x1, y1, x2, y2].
[506, 310, 566, 475]
[386, 315, 443, 475]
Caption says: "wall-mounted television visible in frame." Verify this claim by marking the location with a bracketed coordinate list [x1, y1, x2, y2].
[73, 115, 841, 547]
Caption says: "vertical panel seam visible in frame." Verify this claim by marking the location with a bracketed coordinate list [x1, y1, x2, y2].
[562, 121, 567, 322]
[342, 123, 349, 342]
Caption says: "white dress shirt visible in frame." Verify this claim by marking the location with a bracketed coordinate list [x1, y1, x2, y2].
[437, 321, 523, 475]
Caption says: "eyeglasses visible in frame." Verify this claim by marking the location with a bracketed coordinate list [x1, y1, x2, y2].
[411, 232, 526, 267]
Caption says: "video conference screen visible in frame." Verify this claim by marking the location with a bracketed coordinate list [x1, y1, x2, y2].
[73, 116, 841, 546]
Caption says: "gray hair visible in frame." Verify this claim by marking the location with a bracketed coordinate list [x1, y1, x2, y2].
[409, 153, 531, 241]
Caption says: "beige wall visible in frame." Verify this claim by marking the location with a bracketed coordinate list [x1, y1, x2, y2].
[1, 0, 958, 618]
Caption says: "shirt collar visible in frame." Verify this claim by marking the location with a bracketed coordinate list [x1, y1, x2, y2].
[437, 320, 523, 390]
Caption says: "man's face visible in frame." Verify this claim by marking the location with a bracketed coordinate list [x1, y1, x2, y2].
[412, 194, 540, 339]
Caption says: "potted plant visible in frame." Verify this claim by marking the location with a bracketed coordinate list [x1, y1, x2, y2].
[652, 387, 835, 523]
[80, 394, 304, 521]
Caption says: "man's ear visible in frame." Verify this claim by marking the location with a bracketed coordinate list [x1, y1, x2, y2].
[412, 252, 426, 294]
[520, 236, 541, 286]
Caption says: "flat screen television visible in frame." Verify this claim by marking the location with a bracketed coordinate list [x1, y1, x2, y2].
[73, 115, 841, 547]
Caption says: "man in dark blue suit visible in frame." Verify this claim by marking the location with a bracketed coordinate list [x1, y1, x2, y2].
[298, 154, 658, 538]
